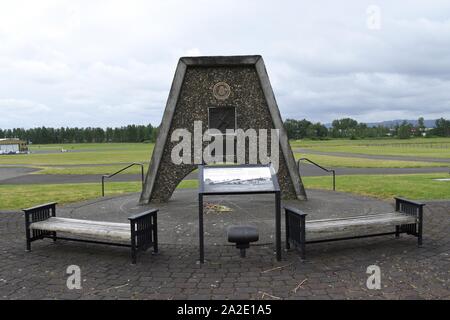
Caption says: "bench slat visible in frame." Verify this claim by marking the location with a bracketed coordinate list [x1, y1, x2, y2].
[30, 217, 131, 241]
[306, 213, 417, 233]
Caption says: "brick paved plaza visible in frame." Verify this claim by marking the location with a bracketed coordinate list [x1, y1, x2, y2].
[0, 190, 449, 300]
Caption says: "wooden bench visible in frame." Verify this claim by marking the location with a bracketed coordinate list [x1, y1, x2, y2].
[285, 197, 424, 259]
[24, 202, 158, 264]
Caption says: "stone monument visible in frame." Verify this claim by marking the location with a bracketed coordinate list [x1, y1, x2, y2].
[140, 55, 307, 203]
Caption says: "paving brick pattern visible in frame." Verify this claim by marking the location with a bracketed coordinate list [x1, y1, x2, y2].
[0, 199, 449, 300]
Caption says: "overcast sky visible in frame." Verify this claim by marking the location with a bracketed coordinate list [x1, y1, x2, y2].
[1, 0, 449, 129]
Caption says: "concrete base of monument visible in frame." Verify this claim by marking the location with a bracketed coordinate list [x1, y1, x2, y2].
[57, 188, 394, 246]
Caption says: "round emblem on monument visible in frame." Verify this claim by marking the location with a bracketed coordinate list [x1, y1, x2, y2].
[213, 82, 231, 100]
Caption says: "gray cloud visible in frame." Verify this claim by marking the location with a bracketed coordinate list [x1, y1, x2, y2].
[0, 0, 449, 128]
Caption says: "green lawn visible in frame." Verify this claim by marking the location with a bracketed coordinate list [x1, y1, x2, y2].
[34, 164, 149, 175]
[29, 143, 152, 151]
[294, 153, 447, 168]
[291, 137, 450, 148]
[2, 172, 448, 210]
[0, 143, 153, 165]
[0, 179, 198, 211]
[292, 137, 450, 159]
[1, 140, 449, 210]
[303, 173, 450, 200]
[1, 139, 448, 167]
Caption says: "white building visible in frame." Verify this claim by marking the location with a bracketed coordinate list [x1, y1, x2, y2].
[0, 138, 28, 154]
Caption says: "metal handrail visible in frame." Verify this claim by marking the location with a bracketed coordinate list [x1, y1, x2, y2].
[297, 158, 336, 191]
[101, 162, 145, 197]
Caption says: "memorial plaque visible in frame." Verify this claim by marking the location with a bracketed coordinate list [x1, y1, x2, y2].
[208, 107, 236, 133]
[212, 82, 231, 100]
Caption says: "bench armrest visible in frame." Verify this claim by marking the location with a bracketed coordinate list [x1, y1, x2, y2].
[23, 202, 58, 213]
[283, 206, 308, 217]
[395, 197, 425, 216]
[128, 209, 158, 255]
[23, 202, 57, 224]
[24, 202, 57, 251]
[284, 206, 307, 259]
[394, 197, 425, 208]
[128, 209, 158, 221]
[394, 197, 425, 224]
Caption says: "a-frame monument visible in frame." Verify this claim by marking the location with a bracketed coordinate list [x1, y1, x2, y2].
[140, 55, 307, 204]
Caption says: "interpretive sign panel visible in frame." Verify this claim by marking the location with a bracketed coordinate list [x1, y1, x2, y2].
[201, 165, 278, 194]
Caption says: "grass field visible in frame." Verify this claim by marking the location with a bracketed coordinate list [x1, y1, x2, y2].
[30, 143, 152, 152]
[294, 154, 447, 168]
[2, 172, 448, 210]
[0, 143, 152, 165]
[0, 180, 197, 210]
[292, 137, 450, 159]
[303, 173, 450, 200]
[1, 139, 449, 210]
[34, 164, 148, 175]
[291, 137, 450, 148]
[34, 154, 445, 175]
[0, 139, 446, 175]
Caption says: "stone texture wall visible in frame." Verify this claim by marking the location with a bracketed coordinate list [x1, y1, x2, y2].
[149, 65, 297, 202]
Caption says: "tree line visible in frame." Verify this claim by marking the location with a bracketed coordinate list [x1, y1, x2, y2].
[283, 117, 450, 140]
[0, 124, 158, 144]
[1, 117, 449, 144]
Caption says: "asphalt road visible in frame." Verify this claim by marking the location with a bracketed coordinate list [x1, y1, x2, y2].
[1, 147, 449, 185]
[0, 167, 38, 181]
[0, 173, 142, 184]
[0, 164, 448, 185]
[295, 148, 450, 163]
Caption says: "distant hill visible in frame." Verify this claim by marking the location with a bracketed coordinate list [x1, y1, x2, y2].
[324, 119, 437, 128]
[364, 119, 437, 128]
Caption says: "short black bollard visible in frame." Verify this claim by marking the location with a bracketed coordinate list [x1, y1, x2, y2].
[227, 225, 259, 258]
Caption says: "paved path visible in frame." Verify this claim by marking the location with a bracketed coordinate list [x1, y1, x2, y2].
[56, 189, 396, 245]
[0, 167, 39, 181]
[0, 162, 146, 168]
[295, 148, 450, 164]
[1, 166, 449, 185]
[0, 173, 142, 184]
[0, 189, 449, 299]
[299, 165, 449, 176]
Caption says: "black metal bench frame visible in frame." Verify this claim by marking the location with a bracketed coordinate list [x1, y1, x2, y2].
[24, 202, 158, 264]
[285, 197, 424, 259]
